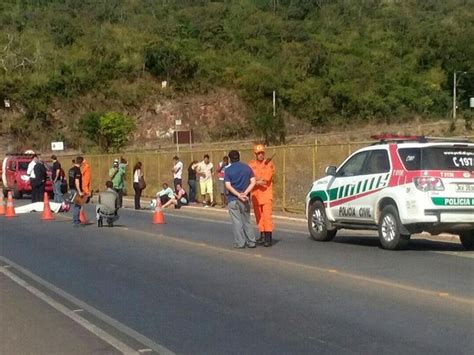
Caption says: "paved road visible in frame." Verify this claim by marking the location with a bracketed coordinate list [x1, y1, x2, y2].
[1, 203, 473, 354]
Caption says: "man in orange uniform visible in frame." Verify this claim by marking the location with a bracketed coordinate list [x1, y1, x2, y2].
[249, 144, 274, 247]
[81, 159, 92, 203]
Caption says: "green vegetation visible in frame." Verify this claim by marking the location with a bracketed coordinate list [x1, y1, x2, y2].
[0, 0, 472, 149]
[79, 111, 136, 152]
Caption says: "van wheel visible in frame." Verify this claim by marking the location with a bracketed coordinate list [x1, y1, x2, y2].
[378, 205, 410, 250]
[13, 184, 22, 199]
[459, 230, 474, 250]
[308, 201, 337, 241]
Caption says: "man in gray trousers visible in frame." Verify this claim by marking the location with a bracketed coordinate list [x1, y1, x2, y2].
[224, 150, 257, 248]
[96, 181, 119, 227]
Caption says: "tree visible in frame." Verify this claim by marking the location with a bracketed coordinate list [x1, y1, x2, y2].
[98, 112, 136, 152]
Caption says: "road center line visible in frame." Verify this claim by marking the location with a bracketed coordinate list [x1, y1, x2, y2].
[0, 256, 175, 355]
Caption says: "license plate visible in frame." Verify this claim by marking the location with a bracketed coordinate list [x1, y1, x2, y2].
[456, 183, 474, 192]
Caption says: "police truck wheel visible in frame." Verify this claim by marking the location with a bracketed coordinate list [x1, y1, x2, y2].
[308, 201, 337, 241]
[378, 205, 410, 250]
[13, 183, 22, 199]
[459, 230, 474, 250]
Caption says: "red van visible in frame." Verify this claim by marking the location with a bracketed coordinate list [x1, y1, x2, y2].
[1, 154, 53, 199]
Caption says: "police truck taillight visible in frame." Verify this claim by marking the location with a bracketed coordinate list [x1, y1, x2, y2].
[414, 177, 445, 191]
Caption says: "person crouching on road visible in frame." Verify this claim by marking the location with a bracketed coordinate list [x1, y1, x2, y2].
[249, 144, 275, 247]
[96, 181, 119, 227]
[224, 150, 257, 249]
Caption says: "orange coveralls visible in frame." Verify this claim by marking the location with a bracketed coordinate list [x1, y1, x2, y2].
[81, 160, 91, 196]
[249, 159, 274, 232]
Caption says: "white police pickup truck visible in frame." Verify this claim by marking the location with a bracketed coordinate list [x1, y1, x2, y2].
[305, 136, 474, 250]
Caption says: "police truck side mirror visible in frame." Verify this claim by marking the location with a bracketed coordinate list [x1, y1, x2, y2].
[325, 166, 336, 176]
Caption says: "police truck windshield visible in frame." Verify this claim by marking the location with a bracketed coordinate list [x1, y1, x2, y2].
[399, 146, 474, 171]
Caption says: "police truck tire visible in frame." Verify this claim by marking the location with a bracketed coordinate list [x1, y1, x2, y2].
[308, 201, 337, 241]
[378, 205, 410, 250]
[13, 183, 22, 199]
[459, 230, 474, 250]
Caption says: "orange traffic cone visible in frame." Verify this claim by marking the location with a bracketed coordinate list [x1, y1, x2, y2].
[0, 193, 5, 215]
[5, 191, 17, 218]
[152, 200, 165, 224]
[41, 192, 55, 221]
[80, 207, 89, 225]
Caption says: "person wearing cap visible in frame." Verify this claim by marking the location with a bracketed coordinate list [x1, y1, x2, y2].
[109, 159, 126, 208]
[224, 150, 257, 248]
[172, 156, 183, 189]
[249, 144, 275, 247]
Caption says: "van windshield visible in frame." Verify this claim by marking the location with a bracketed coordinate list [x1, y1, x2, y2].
[398, 146, 474, 171]
[18, 162, 30, 171]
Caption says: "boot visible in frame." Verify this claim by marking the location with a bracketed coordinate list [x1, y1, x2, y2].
[256, 232, 264, 245]
[264, 232, 272, 247]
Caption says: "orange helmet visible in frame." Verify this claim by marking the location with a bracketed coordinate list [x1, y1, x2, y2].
[254, 144, 265, 154]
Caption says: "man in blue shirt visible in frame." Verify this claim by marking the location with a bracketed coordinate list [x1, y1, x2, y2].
[224, 150, 257, 248]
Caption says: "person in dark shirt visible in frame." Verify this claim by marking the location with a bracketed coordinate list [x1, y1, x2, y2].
[224, 150, 257, 248]
[187, 160, 198, 203]
[51, 155, 63, 203]
[33, 159, 47, 202]
[68, 157, 84, 226]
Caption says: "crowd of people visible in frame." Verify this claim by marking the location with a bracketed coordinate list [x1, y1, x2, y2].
[46, 145, 275, 246]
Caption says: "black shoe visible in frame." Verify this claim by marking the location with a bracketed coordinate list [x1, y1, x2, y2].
[256, 232, 264, 245]
[264, 232, 272, 247]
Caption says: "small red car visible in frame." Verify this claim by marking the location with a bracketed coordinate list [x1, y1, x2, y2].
[1, 153, 53, 199]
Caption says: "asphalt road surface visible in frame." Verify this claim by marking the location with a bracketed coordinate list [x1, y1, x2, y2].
[1, 202, 473, 354]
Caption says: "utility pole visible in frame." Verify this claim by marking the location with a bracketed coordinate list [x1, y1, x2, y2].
[273, 90, 276, 117]
[453, 71, 457, 122]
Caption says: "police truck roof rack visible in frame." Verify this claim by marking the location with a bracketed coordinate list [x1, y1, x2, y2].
[370, 134, 472, 145]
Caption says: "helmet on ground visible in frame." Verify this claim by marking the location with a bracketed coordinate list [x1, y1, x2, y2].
[254, 144, 265, 154]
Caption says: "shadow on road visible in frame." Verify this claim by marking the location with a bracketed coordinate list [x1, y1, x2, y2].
[334, 236, 465, 252]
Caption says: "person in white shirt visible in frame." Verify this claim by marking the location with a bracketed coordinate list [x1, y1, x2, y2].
[27, 154, 38, 203]
[132, 162, 143, 210]
[197, 154, 215, 207]
[172, 156, 183, 189]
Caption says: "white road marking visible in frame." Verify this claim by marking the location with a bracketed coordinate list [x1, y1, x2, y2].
[0, 266, 139, 355]
[0, 256, 175, 355]
[138, 349, 153, 353]
[73, 308, 84, 313]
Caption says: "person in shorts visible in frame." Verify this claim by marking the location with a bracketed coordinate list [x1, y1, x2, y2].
[197, 154, 215, 207]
